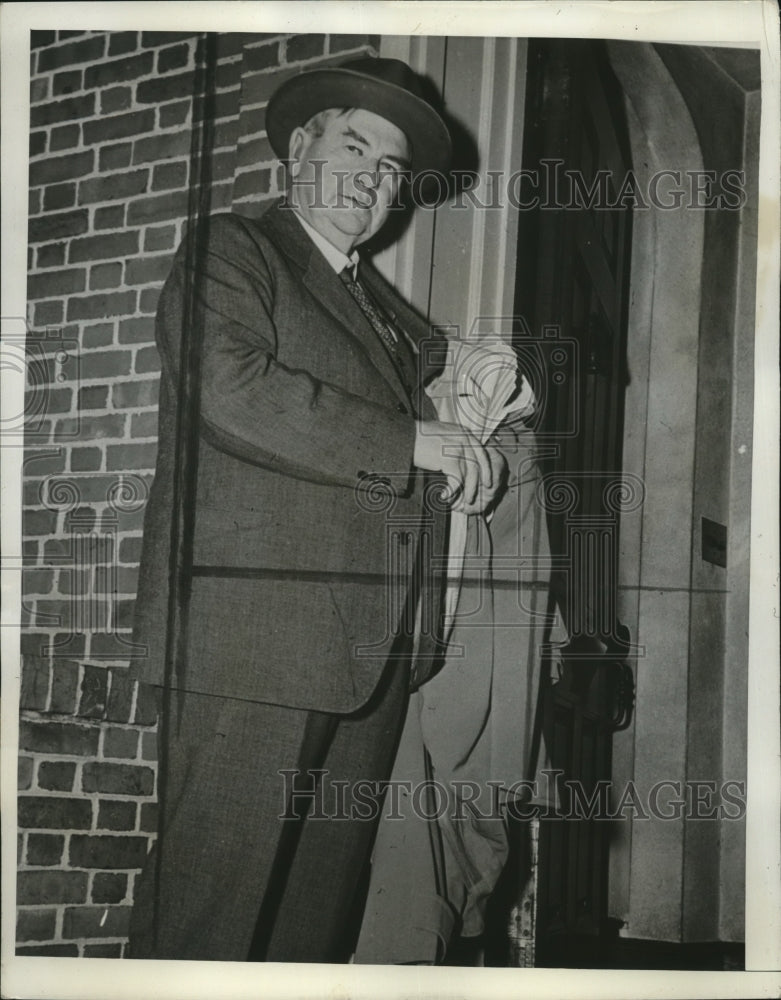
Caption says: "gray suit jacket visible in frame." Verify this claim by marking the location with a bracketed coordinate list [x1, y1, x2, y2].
[132, 200, 447, 712]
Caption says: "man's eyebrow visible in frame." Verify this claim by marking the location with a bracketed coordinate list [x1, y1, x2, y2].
[341, 126, 411, 170]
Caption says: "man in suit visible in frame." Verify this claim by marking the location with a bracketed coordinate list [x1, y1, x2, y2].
[128, 57, 505, 962]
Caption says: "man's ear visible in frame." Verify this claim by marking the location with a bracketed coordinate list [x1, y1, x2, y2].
[288, 127, 308, 178]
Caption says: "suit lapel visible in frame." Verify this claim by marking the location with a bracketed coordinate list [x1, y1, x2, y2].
[260, 202, 412, 407]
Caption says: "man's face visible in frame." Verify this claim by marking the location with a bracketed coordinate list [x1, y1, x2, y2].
[288, 108, 411, 254]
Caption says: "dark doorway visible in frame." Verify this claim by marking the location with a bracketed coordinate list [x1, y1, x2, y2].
[513, 38, 636, 967]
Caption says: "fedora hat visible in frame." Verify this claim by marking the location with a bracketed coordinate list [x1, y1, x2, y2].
[266, 57, 451, 176]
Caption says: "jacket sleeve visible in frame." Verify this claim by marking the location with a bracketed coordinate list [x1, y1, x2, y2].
[155, 214, 417, 493]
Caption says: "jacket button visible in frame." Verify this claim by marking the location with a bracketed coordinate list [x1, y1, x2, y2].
[396, 402, 408, 414]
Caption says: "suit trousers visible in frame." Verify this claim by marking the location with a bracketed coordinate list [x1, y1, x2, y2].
[128, 651, 409, 962]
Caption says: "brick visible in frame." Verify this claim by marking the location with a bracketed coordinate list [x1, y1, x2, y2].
[19, 720, 99, 757]
[95, 204, 126, 230]
[119, 536, 143, 564]
[53, 69, 83, 96]
[31, 30, 56, 49]
[127, 190, 189, 226]
[29, 210, 89, 244]
[89, 632, 137, 658]
[112, 379, 159, 409]
[159, 99, 191, 129]
[330, 35, 375, 54]
[233, 168, 273, 202]
[16, 944, 79, 957]
[101, 85, 132, 115]
[99, 142, 133, 172]
[69, 230, 139, 263]
[125, 256, 172, 287]
[63, 904, 132, 939]
[50, 659, 81, 714]
[134, 682, 159, 725]
[195, 87, 240, 125]
[216, 58, 242, 92]
[42, 182, 77, 212]
[83, 110, 156, 146]
[106, 670, 135, 723]
[103, 722, 138, 759]
[135, 346, 161, 376]
[59, 30, 88, 40]
[141, 31, 197, 46]
[20, 655, 51, 710]
[92, 872, 128, 904]
[78, 384, 109, 411]
[244, 40, 282, 73]
[140, 287, 161, 314]
[110, 598, 137, 631]
[89, 262, 123, 291]
[117, 317, 154, 344]
[24, 568, 58, 596]
[17, 795, 93, 830]
[140, 731, 157, 762]
[16, 908, 57, 942]
[158, 42, 191, 74]
[33, 300, 64, 328]
[84, 52, 154, 90]
[26, 833, 65, 867]
[79, 664, 109, 717]
[30, 93, 95, 129]
[151, 160, 187, 191]
[82, 323, 116, 349]
[108, 32, 139, 57]
[212, 149, 237, 182]
[133, 129, 192, 164]
[55, 411, 126, 439]
[38, 760, 77, 792]
[71, 447, 103, 472]
[18, 869, 88, 906]
[30, 77, 49, 103]
[18, 756, 34, 791]
[137, 70, 194, 105]
[28, 267, 86, 298]
[30, 130, 47, 157]
[145, 224, 178, 254]
[79, 169, 149, 205]
[29, 188, 41, 216]
[237, 135, 274, 168]
[97, 798, 137, 831]
[36, 242, 67, 268]
[86, 942, 124, 957]
[38, 36, 106, 73]
[24, 509, 58, 537]
[51, 632, 88, 657]
[130, 411, 158, 438]
[285, 34, 324, 63]
[66, 292, 137, 323]
[29, 151, 94, 187]
[69, 835, 148, 869]
[49, 124, 81, 152]
[82, 761, 154, 796]
[139, 801, 159, 833]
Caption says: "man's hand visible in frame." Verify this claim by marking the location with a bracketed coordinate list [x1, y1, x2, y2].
[413, 421, 506, 515]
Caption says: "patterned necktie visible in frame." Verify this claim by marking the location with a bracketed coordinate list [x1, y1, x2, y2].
[340, 267, 413, 395]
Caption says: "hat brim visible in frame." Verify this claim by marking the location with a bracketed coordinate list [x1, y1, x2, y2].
[266, 67, 451, 177]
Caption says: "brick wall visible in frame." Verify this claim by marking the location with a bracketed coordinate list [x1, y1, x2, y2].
[19, 28, 379, 957]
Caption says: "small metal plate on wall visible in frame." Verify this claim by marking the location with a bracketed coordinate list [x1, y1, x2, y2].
[702, 516, 727, 567]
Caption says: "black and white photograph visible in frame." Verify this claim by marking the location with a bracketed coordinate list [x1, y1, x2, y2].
[2, 2, 779, 998]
